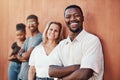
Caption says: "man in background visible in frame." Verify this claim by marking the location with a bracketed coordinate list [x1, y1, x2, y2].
[17, 14, 42, 80]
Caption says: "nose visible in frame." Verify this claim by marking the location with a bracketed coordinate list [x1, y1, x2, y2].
[51, 30, 54, 33]
[70, 15, 76, 21]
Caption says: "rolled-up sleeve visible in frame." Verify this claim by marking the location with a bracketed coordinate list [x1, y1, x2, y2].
[81, 37, 104, 74]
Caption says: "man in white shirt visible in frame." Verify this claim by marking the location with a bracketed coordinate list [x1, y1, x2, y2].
[49, 5, 104, 80]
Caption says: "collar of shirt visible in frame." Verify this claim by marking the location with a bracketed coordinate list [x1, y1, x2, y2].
[65, 29, 87, 44]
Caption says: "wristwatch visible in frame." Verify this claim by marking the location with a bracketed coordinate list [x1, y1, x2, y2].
[18, 52, 22, 57]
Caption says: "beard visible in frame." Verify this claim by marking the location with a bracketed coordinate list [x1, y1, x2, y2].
[30, 27, 38, 33]
[68, 24, 83, 33]
[69, 27, 81, 33]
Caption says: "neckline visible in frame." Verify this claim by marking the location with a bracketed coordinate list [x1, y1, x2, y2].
[41, 44, 56, 56]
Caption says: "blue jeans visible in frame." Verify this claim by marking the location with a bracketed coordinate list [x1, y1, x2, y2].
[8, 61, 21, 80]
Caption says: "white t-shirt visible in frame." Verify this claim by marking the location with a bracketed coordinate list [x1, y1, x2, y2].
[29, 44, 56, 78]
[50, 30, 104, 80]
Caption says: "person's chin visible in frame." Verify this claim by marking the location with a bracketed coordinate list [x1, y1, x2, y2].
[70, 27, 80, 33]
[70, 29, 77, 33]
[30, 29, 35, 33]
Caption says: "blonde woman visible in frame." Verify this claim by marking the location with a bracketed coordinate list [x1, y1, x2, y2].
[28, 21, 63, 80]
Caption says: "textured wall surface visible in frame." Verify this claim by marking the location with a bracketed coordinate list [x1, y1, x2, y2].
[0, 0, 120, 80]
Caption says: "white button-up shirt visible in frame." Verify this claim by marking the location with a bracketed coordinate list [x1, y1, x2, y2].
[50, 29, 104, 80]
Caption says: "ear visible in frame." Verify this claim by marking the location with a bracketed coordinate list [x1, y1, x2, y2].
[82, 16, 84, 22]
[37, 22, 39, 25]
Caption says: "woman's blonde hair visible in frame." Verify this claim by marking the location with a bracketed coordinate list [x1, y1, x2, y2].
[42, 21, 63, 44]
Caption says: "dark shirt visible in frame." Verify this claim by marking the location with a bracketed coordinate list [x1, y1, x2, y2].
[11, 42, 21, 55]
[11, 42, 21, 63]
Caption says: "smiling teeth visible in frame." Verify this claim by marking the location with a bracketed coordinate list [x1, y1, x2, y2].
[71, 22, 78, 25]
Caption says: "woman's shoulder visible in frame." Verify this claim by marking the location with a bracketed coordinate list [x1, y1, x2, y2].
[34, 43, 43, 49]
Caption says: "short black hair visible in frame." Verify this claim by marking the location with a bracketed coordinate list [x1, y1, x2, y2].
[26, 14, 38, 22]
[64, 4, 83, 16]
[16, 23, 26, 32]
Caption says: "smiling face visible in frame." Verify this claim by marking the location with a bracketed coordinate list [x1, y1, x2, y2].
[16, 30, 26, 41]
[47, 23, 60, 41]
[27, 18, 39, 33]
[64, 7, 84, 33]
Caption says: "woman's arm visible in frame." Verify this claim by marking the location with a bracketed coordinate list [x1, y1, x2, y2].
[28, 66, 36, 80]
[8, 48, 17, 61]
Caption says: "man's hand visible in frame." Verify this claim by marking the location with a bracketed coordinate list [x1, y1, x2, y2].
[17, 53, 27, 62]
[49, 64, 80, 78]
